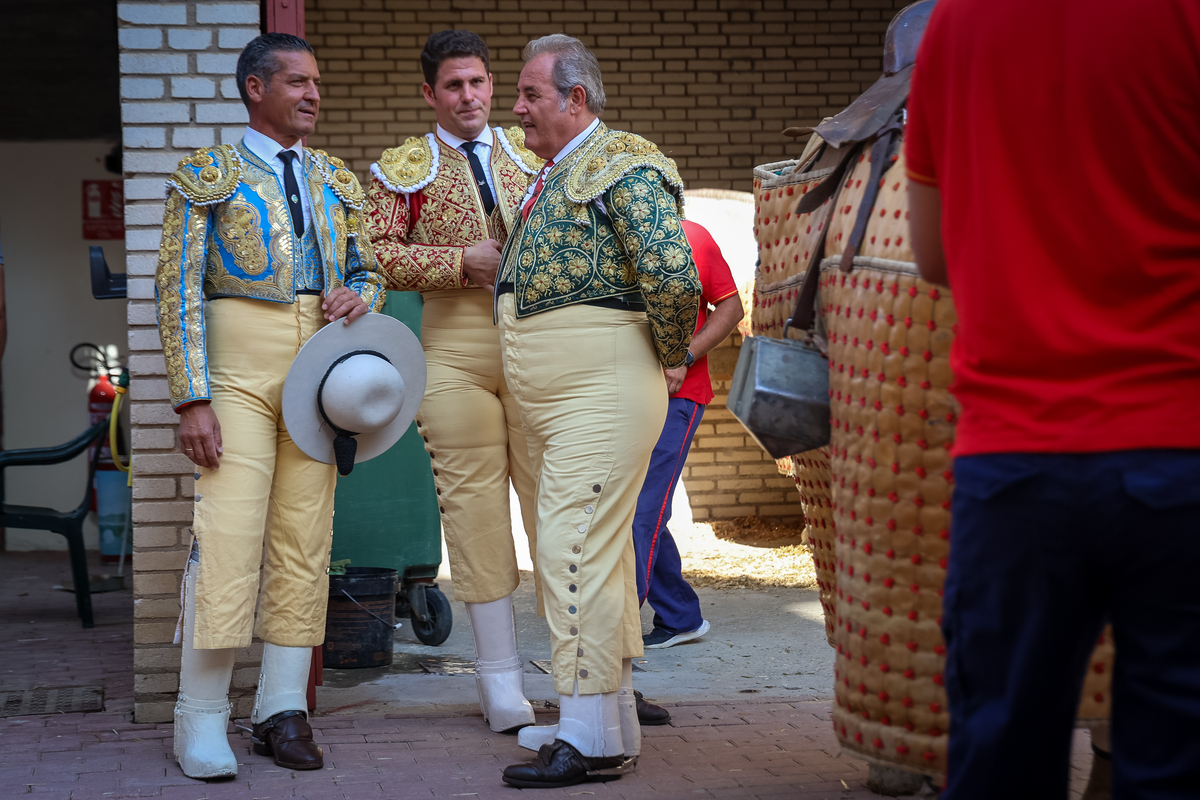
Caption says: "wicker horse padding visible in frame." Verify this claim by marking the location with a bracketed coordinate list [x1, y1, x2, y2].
[750, 61, 1115, 783]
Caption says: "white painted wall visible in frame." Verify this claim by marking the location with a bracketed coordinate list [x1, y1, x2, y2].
[1, 140, 129, 550]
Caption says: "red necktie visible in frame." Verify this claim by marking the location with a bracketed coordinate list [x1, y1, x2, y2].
[522, 160, 554, 222]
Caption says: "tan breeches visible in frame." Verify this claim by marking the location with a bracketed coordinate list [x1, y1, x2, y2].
[417, 290, 538, 604]
[499, 295, 666, 694]
[191, 296, 336, 650]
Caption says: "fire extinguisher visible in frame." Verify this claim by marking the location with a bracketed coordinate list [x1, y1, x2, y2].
[90, 371, 118, 473]
[75, 343, 130, 563]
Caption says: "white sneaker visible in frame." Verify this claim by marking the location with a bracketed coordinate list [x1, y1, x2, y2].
[642, 618, 710, 649]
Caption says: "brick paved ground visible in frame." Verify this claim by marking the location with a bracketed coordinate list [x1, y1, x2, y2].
[1, 551, 1095, 799]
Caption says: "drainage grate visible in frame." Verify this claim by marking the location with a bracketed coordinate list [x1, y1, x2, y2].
[417, 656, 476, 676]
[1, 686, 104, 717]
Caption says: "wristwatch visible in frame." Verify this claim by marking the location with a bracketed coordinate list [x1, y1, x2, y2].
[683, 350, 695, 368]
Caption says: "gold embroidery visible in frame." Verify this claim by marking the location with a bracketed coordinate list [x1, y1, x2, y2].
[170, 145, 241, 205]
[216, 198, 269, 276]
[310, 148, 365, 208]
[331, 204, 348, 270]
[564, 129, 684, 207]
[308, 168, 336, 286]
[502, 151, 700, 368]
[377, 137, 435, 190]
[410, 155, 489, 249]
[499, 126, 544, 173]
[182, 200, 209, 399]
[204, 157, 292, 301]
[156, 191, 189, 403]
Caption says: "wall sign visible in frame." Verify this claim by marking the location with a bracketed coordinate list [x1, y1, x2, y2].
[83, 180, 124, 240]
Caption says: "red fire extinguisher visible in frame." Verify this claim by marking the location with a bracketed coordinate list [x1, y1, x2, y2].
[90, 372, 119, 511]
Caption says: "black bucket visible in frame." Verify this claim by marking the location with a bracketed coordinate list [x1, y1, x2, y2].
[323, 567, 398, 669]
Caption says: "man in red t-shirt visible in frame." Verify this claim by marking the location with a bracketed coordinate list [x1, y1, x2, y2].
[633, 220, 744, 652]
[906, 1, 1200, 796]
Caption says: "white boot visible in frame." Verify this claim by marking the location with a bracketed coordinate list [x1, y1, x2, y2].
[250, 643, 323, 769]
[617, 659, 641, 758]
[519, 660, 641, 758]
[251, 643, 312, 725]
[175, 555, 238, 780]
[556, 686, 624, 759]
[466, 596, 535, 732]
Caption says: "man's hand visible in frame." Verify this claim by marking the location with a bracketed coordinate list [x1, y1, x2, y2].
[462, 239, 502, 291]
[322, 286, 370, 324]
[664, 365, 687, 395]
[179, 402, 223, 469]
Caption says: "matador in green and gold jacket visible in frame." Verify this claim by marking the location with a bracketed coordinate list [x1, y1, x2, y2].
[155, 144, 386, 408]
[497, 123, 701, 368]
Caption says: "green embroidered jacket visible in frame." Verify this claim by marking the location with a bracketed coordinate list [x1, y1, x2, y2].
[497, 124, 702, 368]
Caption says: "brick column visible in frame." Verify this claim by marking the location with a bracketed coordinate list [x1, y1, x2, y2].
[119, 0, 260, 724]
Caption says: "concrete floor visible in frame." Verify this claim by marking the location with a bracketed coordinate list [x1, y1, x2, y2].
[319, 571, 833, 716]
[320, 483, 834, 715]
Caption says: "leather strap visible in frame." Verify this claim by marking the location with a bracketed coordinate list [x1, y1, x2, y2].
[786, 140, 864, 333]
[838, 111, 904, 273]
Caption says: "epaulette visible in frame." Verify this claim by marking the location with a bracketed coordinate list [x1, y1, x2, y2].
[165, 145, 241, 206]
[495, 126, 543, 175]
[310, 148, 365, 210]
[370, 134, 438, 194]
[564, 129, 685, 208]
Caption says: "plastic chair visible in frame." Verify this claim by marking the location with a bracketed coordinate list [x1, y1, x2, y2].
[0, 418, 110, 628]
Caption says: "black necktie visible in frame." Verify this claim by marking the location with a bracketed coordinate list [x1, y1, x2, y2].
[277, 150, 304, 237]
[460, 141, 496, 216]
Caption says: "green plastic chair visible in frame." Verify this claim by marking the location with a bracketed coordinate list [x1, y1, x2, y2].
[0, 417, 110, 628]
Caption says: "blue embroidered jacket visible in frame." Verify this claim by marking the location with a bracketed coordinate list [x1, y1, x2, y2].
[155, 143, 386, 409]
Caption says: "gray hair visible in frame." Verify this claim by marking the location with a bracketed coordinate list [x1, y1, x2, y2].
[236, 33, 316, 107]
[522, 34, 606, 115]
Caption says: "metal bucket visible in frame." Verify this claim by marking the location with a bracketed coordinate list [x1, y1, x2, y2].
[729, 329, 830, 459]
[323, 567, 398, 669]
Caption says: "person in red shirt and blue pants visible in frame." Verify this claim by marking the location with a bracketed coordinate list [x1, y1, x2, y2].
[634, 220, 744, 654]
[907, 1, 1200, 797]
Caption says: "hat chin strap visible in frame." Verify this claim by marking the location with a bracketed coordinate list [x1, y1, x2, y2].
[316, 349, 391, 476]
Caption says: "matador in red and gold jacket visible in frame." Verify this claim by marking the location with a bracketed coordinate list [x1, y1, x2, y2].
[363, 89, 543, 732]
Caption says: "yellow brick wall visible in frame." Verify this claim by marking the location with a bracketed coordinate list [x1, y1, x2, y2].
[304, 0, 911, 192]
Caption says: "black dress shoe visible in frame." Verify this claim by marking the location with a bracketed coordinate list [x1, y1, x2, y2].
[634, 690, 671, 726]
[502, 740, 625, 788]
[252, 710, 323, 770]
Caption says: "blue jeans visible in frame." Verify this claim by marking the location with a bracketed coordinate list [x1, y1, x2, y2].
[943, 450, 1200, 800]
[632, 397, 706, 634]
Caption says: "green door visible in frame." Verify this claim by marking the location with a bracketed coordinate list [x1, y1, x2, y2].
[331, 291, 441, 581]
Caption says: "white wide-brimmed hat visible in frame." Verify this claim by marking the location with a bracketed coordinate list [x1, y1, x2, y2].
[282, 313, 426, 476]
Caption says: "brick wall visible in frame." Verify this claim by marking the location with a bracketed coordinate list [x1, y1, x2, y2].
[119, 0, 261, 724]
[304, 0, 911, 193]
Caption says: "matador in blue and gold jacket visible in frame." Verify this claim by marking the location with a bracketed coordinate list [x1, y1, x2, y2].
[156, 142, 386, 408]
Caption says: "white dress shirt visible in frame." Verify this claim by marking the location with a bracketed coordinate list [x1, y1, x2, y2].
[551, 117, 602, 166]
[241, 126, 312, 230]
[436, 124, 497, 205]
